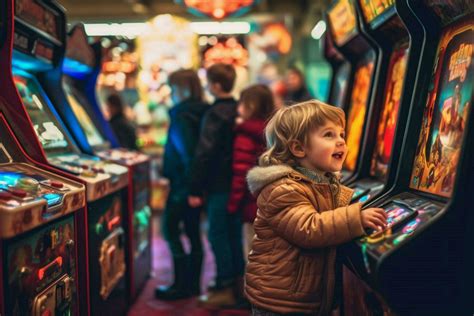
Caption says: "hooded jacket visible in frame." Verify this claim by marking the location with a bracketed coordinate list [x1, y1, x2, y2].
[163, 99, 208, 193]
[245, 164, 364, 315]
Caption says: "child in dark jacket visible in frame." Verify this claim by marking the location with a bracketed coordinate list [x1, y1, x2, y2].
[155, 69, 208, 300]
[227, 84, 275, 257]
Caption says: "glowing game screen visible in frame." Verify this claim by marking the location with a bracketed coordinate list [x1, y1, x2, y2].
[328, 0, 357, 46]
[14, 75, 72, 153]
[410, 20, 473, 198]
[359, 0, 395, 23]
[344, 57, 375, 171]
[63, 82, 106, 148]
[370, 45, 409, 179]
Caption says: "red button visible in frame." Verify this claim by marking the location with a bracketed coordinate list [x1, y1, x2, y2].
[0, 191, 13, 200]
[8, 188, 28, 198]
[81, 164, 89, 169]
[50, 181, 64, 188]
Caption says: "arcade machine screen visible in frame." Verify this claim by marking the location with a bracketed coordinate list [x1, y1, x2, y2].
[409, 20, 473, 198]
[370, 45, 409, 179]
[63, 83, 106, 148]
[328, 0, 357, 47]
[13, 74, 74, 154]
[359, 0, 395, 24]
[343, 57, 375, 171]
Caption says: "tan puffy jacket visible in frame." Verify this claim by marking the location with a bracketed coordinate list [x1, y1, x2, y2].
[245, 164, 364, 315]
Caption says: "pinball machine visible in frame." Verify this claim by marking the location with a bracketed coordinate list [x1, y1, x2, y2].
[326, 0, 378, 183]
[0, 1, 86, 315]
[1, 0, 132, 315]
[342, 0, 474, 314]
[58, 23, 152, 302]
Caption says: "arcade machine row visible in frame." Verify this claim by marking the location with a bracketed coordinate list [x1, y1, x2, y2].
[1, 0, 133, 315]
[322, 29, 352, 109]
[0, 2, 86, 315]
[56, 23, 152, 302]
[326, 0, 378, 183]
[342, 0, 474, 314]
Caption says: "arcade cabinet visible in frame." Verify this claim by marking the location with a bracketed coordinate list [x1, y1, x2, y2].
[342, 0, 474, 314]
[2, 0, 132, 315]
[0, 1, 86, 315]
[59, 23, 152, 302]
[326, 0, 378, 182]
[346, 0, 415, 204]
[322, 27, 352, 108]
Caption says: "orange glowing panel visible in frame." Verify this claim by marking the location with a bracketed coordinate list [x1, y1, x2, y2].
[328, 0, 357, 46]
[370, 45, 408, 179]
[184, 0, 254, 19]
[204, 38, 249, 67]
[344, 59, 375, 171]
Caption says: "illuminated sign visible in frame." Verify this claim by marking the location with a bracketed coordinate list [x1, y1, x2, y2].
[328, 0, 357, 46]
[181, 0, 255, 19]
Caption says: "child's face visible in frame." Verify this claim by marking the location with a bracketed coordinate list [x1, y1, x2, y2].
[301, 121, 347, 172]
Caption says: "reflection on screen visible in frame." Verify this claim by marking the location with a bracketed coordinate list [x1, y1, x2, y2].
[410, 20, 473, 197]
[63, 83, 105, 147]
[344, 58, 375, 171]
[370, 46, 408, 179]
[359, 0, 395, 23]
[331, 63, 351, 108]
[14, 75, 70, 151]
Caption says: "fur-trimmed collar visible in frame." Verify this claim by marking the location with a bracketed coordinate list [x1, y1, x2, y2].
[247, 164, 296, 195]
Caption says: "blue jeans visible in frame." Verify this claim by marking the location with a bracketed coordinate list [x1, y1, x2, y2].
[207, 192, 245, 284]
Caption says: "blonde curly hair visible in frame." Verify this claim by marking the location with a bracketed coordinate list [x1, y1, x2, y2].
[259, 100, 345, 166]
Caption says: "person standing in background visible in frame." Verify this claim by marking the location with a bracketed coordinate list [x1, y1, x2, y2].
[188, 63, 243, 307]
[155, 69, 208, 300]
[106, 93, 138, 150]
[284, 66, 312, 105]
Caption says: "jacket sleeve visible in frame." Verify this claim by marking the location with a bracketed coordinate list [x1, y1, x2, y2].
[261, 183, 365, 248]
[169, 113, 198, 176]
[188, 108, 223, 196]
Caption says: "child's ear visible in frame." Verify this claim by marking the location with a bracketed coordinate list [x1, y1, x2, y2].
[289, 140, 306, 158]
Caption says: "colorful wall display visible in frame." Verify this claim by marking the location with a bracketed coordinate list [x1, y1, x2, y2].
[370, 45, 408, 179]
[410, 20, 473, 197]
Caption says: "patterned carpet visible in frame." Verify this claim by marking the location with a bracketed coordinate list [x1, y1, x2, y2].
[127, 216, 251, 316]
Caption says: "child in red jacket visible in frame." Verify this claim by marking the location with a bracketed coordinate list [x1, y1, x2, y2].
[227, 84, 275, 259]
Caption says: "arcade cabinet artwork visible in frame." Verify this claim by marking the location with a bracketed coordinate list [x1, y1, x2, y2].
[410, 24, 472, 197]
[370, 47, 408, 179]
[344, 59, 374, 172]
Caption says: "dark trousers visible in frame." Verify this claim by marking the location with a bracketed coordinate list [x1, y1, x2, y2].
[162, 189, 203, 257]
[207, 192, 245, 284]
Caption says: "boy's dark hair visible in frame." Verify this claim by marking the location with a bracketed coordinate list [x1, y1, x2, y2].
[206, 63, 236, 93]
[168, 69, 204, 102]
[106, 93, 124, 113]
[240, 84, 275, 120]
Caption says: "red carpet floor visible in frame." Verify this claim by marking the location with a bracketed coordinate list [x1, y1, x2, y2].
[127, 216, 251, 316]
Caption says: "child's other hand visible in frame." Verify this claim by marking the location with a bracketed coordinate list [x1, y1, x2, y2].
[235, 116, 244, 125]
[361, 208, 387, 231]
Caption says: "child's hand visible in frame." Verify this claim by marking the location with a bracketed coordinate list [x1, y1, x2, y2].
[361, 208, 387, 231]
[235, 116, 244, 125]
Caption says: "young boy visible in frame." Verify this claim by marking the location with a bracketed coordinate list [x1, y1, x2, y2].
[246, 100, 387, 315]
[188, 63, 245, 306]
